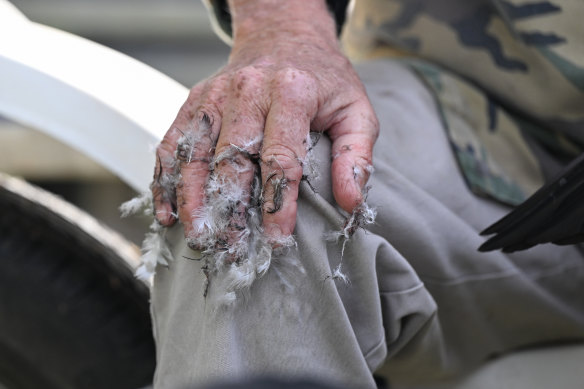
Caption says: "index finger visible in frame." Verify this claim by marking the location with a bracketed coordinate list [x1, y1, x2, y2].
[152, 84, 206, 226]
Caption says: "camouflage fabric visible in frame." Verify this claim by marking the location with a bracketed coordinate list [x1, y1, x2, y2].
[205, 0, 584, 205]
[343, 0, 584, 204]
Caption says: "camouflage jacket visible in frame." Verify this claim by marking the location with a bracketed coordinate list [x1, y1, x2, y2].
[206, 0, 584, 206]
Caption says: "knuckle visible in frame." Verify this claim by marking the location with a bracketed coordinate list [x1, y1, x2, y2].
[189, 75, 230, 117]
[187, 83, 205, 101]
[262, 144, 297, 165]
[275, 67, 310, 83]
[369, 112, 380, 138]
[151, 182, 162, 197]
[226, 67, 267, 115]
[196, 100, 222, 124]
[273, 67, 317, 104]
[182, 84, 207, 119]
[156, 140, 176, 161]
[261, 145, 303, 177]
[275, 67, 314, 89]
[231, 66, 264, 92]
[355, 154, 374, 169]
[355, 99, 381, 139]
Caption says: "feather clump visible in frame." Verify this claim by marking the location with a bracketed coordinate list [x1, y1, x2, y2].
[120, 193, 174, 282]
[186, 141, 296, 305]
[325, 187, 376, 283]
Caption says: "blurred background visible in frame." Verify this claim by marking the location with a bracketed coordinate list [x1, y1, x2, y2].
[1, 0, 230, 244]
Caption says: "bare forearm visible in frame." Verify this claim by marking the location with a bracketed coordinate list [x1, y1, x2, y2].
[228, 0, 338, 58]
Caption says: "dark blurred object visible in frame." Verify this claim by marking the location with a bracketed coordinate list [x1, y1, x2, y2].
[0, 174, 154, 389]
[480, 153, 584, 252]
[199, 376, 352, 389]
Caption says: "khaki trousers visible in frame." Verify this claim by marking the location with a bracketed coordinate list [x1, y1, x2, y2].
[151, 60, 584, 388]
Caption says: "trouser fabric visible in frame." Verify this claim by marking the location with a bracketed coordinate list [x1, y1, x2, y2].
[151, 59, 584, 388]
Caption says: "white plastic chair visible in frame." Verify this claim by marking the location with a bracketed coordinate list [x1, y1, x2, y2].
[0, 0, 188, 192]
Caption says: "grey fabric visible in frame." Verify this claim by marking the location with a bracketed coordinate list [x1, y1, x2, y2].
[151, 59, 584, 388]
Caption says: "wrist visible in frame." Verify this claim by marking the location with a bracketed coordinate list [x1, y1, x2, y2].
[228, 0, 337, 48]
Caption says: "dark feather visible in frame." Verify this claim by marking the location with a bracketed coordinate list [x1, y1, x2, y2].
[479, 153, 584, 252]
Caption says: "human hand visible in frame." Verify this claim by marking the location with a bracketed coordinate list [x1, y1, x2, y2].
[151, 0, 379, 253]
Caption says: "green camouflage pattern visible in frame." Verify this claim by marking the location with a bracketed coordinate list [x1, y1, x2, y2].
[343, 0, 584, 204]
[406, 59, 546, 205]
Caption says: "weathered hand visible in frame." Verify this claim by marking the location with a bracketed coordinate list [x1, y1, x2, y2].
[151, 0, 379, 252]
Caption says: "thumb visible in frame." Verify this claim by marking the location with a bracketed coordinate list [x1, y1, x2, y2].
[328, 101, 379, 213]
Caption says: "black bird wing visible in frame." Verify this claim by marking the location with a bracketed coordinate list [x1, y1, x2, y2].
[479, 153, 584, 253]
